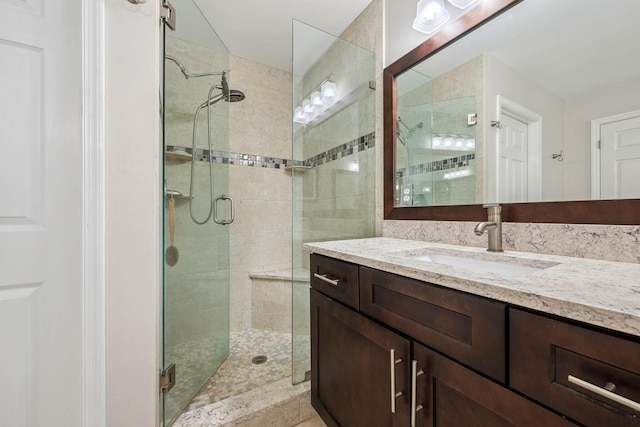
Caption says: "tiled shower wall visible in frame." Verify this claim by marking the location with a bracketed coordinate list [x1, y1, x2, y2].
[227, 56, 293, 332]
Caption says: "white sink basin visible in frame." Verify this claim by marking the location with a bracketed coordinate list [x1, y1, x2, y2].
[405, 253, 552, 277]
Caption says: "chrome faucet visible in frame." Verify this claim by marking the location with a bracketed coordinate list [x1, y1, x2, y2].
[474, 204, 503, 252]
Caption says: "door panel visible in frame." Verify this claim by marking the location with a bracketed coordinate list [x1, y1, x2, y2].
[601, 116, 640, 199]
[499, 114, 528, 202]
[0, 0, 83, 425]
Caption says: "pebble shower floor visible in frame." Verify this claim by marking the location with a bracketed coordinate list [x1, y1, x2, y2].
[183, 328, 293, 412]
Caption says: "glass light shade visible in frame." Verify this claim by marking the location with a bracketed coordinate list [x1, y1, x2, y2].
[465, 138, 475, 149]
[321, 80, 337, 102]
[447, 0, 481, 10]
[293, 106, 307, 123]
[443, 136, 453, 147]
[432, 135, 442, 147]
[413, 0, 450, 35]
[302, 99, 313, 114]
[310, 91, 324, 111]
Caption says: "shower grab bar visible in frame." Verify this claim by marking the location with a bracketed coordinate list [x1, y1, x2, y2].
[214, 195, 235, 225]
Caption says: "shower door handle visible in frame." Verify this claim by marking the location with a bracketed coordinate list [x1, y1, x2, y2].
[214, 195, 235, 225]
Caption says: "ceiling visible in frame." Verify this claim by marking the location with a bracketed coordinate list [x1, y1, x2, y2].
[192, 0, 373, 72]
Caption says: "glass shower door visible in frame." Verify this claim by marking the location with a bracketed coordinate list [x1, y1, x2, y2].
[161, 0, 231, 424]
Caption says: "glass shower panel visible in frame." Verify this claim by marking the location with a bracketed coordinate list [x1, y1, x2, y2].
[162, 0, 230, 425]
[291, 20, 376, 384]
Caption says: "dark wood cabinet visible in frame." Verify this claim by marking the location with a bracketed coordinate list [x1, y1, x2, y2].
[311, 288, 411, 427]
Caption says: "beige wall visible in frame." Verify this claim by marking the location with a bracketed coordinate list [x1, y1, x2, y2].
[228, 56, 293, 331]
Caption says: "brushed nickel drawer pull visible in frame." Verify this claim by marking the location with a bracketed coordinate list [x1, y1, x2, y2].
[411, 360, 424, 427]
[313, 273, 340, 286]
[390, 349, 403, 413]
[568, 375, 640, 412]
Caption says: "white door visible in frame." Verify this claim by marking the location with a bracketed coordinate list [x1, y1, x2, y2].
[0, 0, 84, 425]
[499, 114, 528, 202]
[600, 116, 640, 199]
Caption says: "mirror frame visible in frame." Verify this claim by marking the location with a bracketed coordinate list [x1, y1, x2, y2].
[384, 0, 640, 225]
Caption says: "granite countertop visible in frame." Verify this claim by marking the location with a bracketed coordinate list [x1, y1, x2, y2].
[303, 237, 640, 337]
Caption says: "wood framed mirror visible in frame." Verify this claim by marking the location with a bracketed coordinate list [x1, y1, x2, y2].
[383, 0, 640, 224]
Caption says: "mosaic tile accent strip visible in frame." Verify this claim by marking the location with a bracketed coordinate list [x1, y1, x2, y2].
[166, 145, 304, 169]
[397, 153, 475, 177]
[166, 131, 375, 170]
[305, 132, 376, 168]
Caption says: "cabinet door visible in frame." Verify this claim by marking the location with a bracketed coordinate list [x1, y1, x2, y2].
[412, 343, 578, 427]
[311, 289, 411, 427]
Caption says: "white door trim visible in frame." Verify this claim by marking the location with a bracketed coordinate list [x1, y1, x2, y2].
[495, 95, 543, 201]
[82, 0, 106, 425]
[590, 109, 640, 199]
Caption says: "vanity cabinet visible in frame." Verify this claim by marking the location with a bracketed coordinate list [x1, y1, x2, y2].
[310, 254, 581, 427]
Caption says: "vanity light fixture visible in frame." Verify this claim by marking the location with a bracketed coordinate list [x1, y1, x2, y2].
[413, 0, 483, 35]
[293, 80, 339, 124]
[413, 0, 450, 35]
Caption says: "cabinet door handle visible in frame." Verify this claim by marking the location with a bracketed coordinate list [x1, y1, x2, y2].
[390, 349, 403, 413]
[313, 273, 340, 286]
[568, 375, 640, 412]
[411, 360, 424, 427]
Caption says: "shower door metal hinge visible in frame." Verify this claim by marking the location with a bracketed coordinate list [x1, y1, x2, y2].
[369, 80, 377, 90]
[161, 1, 176, 31]
[160, 364, 176, 393]
[467, 113, 478, 126]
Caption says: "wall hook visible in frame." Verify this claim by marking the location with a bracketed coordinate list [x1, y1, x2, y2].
[552, 150, 564, 161]
[490, 120, 502, 129]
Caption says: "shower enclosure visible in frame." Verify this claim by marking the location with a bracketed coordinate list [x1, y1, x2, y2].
[160, 2, 376, 425]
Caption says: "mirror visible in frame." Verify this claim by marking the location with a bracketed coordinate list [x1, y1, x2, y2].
[384, 0, 640, 224]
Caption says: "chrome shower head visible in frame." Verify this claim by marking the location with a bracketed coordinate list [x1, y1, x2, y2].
[197, 89, 246, 109]
[227, 89, 245, 102]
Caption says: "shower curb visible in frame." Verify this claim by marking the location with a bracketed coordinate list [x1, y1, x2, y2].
[172, 377, 312, 427]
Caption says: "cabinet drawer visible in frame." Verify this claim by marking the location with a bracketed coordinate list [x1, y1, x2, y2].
[510, 308, 640, 427]
[360, 267, 506, 383]
[310, 254, 359, 309]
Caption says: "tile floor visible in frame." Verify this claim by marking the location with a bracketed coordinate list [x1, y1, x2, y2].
[294, 415, 327, 426]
